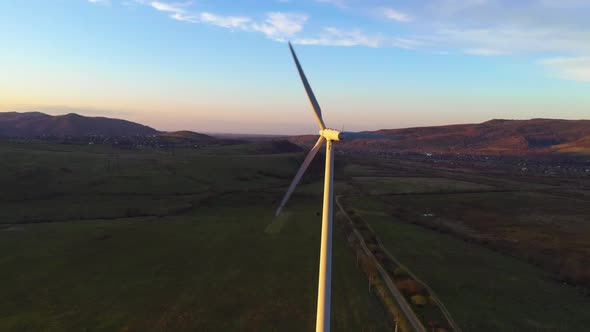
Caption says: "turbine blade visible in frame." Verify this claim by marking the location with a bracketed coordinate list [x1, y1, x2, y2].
[276, 136, 325, 216]
[289, 42, 326, 130]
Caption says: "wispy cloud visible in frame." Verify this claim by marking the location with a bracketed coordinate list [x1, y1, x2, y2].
[294, 27, 420, 49]
[140, 1, 420, 48]
[419, 0, 590, 57]
[433, 26, 590, 55]
[150, 1, 199, 21]
[200, 12, 251, 29]
[145, 2, 306, 38]
[150, 1, 189, 13]
[252, 12, 308, 40]
[383, 8, 411, 22]
[539, 56, 590, 82]
[294, 27, 382, 47]
[121, 0, 590, 78]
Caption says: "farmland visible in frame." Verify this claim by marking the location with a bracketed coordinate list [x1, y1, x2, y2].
[340, 155, 590, 331]
[2, 139, 590, 331]
[0, 140, 389, 331]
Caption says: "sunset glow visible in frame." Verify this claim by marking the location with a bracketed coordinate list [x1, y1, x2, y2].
[1, 0, 589, 134]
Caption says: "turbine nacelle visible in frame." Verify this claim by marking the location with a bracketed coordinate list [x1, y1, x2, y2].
[319, 128, 342, 141]
[319, 129, 379, 141]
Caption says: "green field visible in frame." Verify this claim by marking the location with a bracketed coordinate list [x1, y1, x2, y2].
[0, 141, 389, 331]
[352, 176, 493, 195]
[3, 140, 590, 331]
[344, 171, 590, 331]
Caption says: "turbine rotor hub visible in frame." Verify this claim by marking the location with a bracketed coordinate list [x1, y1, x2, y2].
[319, 128, 342, 141]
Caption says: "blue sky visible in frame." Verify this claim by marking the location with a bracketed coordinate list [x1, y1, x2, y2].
[1, 0, 589, 134]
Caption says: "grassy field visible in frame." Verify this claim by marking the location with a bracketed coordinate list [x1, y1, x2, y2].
[352, 176, 493, 194]
[341, 162, 590, 331]
[351, 172, 590, 285]
[0, 141, 390, 331]
[345, 195, 590, 331]
[376, 191, 590, 269]
[3, 139, 590, 331]
[343, 156, 590, 285]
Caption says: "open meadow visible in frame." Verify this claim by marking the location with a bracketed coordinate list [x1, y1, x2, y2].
[2, 139, 590, 331]
[340, 156, 590, 331]
[0, 140, 389, 331]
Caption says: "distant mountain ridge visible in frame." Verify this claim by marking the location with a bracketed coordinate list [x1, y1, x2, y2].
[3, 112, 589, 154]
[290, 118, 590, 155]
[0, 112, 159, 137]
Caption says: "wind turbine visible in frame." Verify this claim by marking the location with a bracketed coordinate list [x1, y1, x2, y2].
[276, 42, 375, 332]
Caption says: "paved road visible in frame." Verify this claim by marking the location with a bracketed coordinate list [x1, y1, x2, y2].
[360, 208, 462, 332]
[335, 195, 427, 332]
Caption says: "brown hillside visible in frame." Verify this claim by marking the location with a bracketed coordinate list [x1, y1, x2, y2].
[0, 112, 159, 137]
[290, 119, 590, 155]
[552, 135, 590, 154]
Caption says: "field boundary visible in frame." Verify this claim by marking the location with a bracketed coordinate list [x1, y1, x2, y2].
[337, 195, 462, 332]
[335, 196, 427, 332]
[343, 195, 462, 332]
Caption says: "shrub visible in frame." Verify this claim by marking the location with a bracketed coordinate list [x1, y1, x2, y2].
[411, 294, 427, 306]
[395, 279, 425, 295]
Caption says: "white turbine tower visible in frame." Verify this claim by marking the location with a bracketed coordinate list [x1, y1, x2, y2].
[276, 42, 376, 332]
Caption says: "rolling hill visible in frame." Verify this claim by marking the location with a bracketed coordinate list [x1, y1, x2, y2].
[290, 118, 590, 155]
[0, 112, 159, 137]
[3, 112, 589, 154]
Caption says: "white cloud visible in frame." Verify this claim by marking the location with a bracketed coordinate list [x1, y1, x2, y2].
[434, 26, 590, 55]
[200, 12, 251, 29]
[145, 3, 307, 40]
[294, 27, 420, 49]
[150, 1, 190, 13]
[383, 8, 411, 22]
[142, 2, 417, 49]
[418, 0, 590, 58]
[540, 56, 590, 82]
[252, 12, 308, 40]
[171, 12, 199, 22]
[294, 28, 382, 47]
[150, 2, 200, 22]
[129, 0, 590, 71]
[149, 2, 250, 26]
